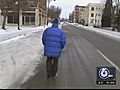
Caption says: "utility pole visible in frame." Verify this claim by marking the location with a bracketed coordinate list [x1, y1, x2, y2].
[15, 1, 20, 30]
[18, 1, 20, 30]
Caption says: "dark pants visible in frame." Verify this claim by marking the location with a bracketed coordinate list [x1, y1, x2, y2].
[46, 57, 58, 77]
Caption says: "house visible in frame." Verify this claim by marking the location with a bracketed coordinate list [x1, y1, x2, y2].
[85, 3, 104, 27]
[1, 0, 47, 26]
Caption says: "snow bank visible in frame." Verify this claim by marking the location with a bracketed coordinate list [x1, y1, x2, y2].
[0, 26, 46, 42]
[0, 23, 56, 89]
[68, 23, 120, 41]
[0, 28, 44, 89]
[88, 27, 120, 40]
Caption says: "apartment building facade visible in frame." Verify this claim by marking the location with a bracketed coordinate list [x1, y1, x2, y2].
[0, 0, 47, 26]
[74, 5, 86, 24]
[85, 3, 104, 27]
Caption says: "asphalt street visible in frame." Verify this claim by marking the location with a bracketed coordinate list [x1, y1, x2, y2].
[18, 24, 120, 89]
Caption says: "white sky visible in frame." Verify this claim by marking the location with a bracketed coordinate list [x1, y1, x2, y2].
[50, 0, 102, 18]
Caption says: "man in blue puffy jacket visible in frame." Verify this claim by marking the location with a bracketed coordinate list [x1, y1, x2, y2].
[42, 19, 66, 79]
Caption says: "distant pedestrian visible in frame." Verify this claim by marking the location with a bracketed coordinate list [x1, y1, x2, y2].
[42, 19, 66, 79]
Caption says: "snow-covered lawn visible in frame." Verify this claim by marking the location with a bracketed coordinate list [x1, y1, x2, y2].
[0, 24, 53, 89]
[69, 23, 120, 41]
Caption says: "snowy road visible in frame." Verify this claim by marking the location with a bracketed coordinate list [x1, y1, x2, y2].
[16, 24, 120, 89]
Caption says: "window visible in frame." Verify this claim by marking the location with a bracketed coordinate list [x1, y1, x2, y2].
[95, 14, 97, 17]
[31, 16, 35, 24]
[8, 16, 14, 23]
[25, 16, 29, 23]
[8, 15, 18, 24]
[91, 13, 94, 17]
[95, 20, 97, 22]
[27, 0, 35, 7]
[91, 7, 94, 11]
[24, 16, 35, 25]
[91, 19, 94, 23]
[22, 16, 24, 25]
[75, 7, 80, 10]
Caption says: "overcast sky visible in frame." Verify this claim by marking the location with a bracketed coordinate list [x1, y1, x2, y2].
[50, 0, 102, 18]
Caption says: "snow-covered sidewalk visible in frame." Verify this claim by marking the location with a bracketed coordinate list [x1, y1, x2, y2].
[69, 23, 120, 41]
[0, 26, 46, 42]
[0, 24, 52, 89]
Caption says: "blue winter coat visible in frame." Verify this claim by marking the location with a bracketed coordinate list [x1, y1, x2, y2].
[42, 25, 66, 58]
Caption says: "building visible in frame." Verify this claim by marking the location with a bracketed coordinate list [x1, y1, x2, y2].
[1, 0, 47, 26]
[85, 3, 104, 27]
[0, 10, 3, 25]
[69, 11, 74, 23]
[74, 5, 86, 24]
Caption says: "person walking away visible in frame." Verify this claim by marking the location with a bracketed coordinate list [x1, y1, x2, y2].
[42, 19, 66, 79]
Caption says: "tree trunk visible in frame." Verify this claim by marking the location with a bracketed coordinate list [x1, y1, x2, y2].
[2, 15, 7, 30]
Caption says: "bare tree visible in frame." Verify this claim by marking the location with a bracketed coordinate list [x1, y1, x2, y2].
[0, 0, 14, 30]
[48, 5, 62, 20]
[0, 0, 28, 30]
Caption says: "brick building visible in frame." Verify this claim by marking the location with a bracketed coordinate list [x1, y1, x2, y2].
[74, 5, 86, 24]
[0, 0, 47, 26]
